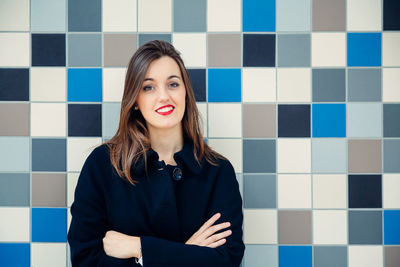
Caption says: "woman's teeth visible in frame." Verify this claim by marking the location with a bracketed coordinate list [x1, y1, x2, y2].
[157, 106, 174, 112]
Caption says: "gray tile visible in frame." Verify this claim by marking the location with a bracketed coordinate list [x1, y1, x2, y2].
[32, 173, 66, 207]
[174, 0, 206, 32]
[348, 68, 381, 102]
[314, 246, 347, 267]
[244, 245, 277, 267]
[0, 137, 30, 172]
[312, 139, 346, 173]
[243, 104, 276, 138]
[32, 139, 66, 172]
[279, 210, 312, 244]
[104, 34, 137, 67]
[138, 34, 171, 47]
[312, 0, 346, 31]
[348, 139, 382, 174]
[278, 34, 310, 67]
[102, 103, 121, 138]
[208, 34, 241, 67]
[384, 139, 400, 173]
[68, 0, 101, 32]
[68, 34, 102, 67]
[384, 104, 400, 137]
[312, 69, 346, 102]
[244, 174, 276, 208]
[385, 246, 400, 267]
[243, 140, 276, 173]
[0, 103, 29, 136]
[0, 173, 30, 206]
[349, 210, 382, 244]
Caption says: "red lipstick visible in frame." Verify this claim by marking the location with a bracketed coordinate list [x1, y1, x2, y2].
[155, 105, 175, 115]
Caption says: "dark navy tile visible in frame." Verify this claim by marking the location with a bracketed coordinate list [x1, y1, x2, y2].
[243, 139, 276, 173]
[349, 210, 382, 244]
[313, 69, 346, 102]
[243, 34, 275, 67]
[138, 34, 171, 46]
[384, 104, 400, 137]
[68, 0, 101, 32]
[32, 34, 66, 66]
[0, 68, 29, 101]
[314, 246, 347, 267]
[384, 0, 400, 30]
[32, 138, 66, 172]
[349, 175, 382, 208]
[278, 104, 310, 137]
[187, 69, 206, 102]
[68, 104, 102, 137]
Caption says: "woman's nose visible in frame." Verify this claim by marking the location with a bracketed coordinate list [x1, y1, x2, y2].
[157, 86, 170, 101]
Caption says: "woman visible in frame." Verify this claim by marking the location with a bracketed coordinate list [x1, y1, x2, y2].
[67, 40, 245, 266]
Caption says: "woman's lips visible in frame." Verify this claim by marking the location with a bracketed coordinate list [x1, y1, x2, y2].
[156, 105, 175, 115]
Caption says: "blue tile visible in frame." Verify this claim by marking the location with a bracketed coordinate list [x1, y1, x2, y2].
[68, 104, 102, 137]
[187, 69, 206, 102]
[383, 139, 400, 173]
[385, 210, 400, 245]
[349, 175, 382, 208]
[384, 104, 400, 137]
[314, 246, 347, 267]
[279, 246, 312, 267]
[208, 69, 241, 102]
[243, 0, 275, 32]
[32, 208, 67, 242]
[384, 0, 400, 30]
[0, 243, 30, 267]
[243, 34, 275, 67]
[278, 104, 310, 137]
[68, 68, 102, 102]
[32, 138, 66, 172]
[312, 69, 346, 102]
[312, 104, 346, 138]
[174, 0, 206, 32]
[349, 210, 382, 244]
[347, 33, 381, 67]
[0, 69, 29, 101]
[32, 34, 66, 66]
[0, 173, 30, 206]
[68, 0, 101, 32]
[243, 140, 276, 173]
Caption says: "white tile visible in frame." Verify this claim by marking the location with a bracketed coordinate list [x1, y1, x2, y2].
[244, 209, 277, 244]
[67, 138, 102, 172]
[31, 68, 66, 102]
[207, 0, 241, 32]
[313, 174, 347, 209]
[103, 0, 137, 32]
[0, 0, 30, 31]
[0, 33, 30, 67]
[277, 68, 311, 102]
[383, 68, 400, 102]
[103, 68, 126, 102]
[208, 103, 241, 138]
[31, 103, 66, 137]
[138, 0, 171, 32]
[383, 174, 400, 209]
[208, 139, 242, 173]
[349, 246, 383, 267]
[277, 139, 311, 173]
[347, 0, 382, 31]
[0, 208, 30, 242]
[196, 103, 207, 138]
[32, 243, 67, 267]
[173, 33, 206, 67]
[67, 207, 72, 232]
[383, 33, 400, 67]
[312, 33, 346, 67]
[313, 210, 347, 244]
[243, 68, 276, 102]
[67, 173, 79, 207]
[278, 174, 311, 208]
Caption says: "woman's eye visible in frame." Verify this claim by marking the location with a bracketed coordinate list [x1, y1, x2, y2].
[170, 82, 179, 88]
[143, 85, 153, 91]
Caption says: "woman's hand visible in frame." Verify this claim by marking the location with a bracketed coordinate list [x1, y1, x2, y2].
[103, 230, 141, 259]
[185, 213, 232, 248]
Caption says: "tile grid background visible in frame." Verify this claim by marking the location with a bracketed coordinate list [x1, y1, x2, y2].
[0, 0, 400, 266]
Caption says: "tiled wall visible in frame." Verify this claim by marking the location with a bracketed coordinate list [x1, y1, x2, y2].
[0, 0, 399, 266]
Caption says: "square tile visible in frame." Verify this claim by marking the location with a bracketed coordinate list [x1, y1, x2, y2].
[67, 173, 79, 207]
[243, 34, 275, 67]
[277, 68, 311, 102]
[384, 0, 400, 30]
[102, 103, 121, 138]
[31, 103, 66, 137]
[348, 33, 381, 67]
[138, 0, 171, 32]
[349, 246, 383, 267]
[31, 0, 66, 31]
[385, 210, 400, 244]
[0, 33, 30, 67]
[313, 174, 347, 209]
[243, 104, 276, 138]
[67, 69, 102, 102]
[103, 68, 126, 102]
[312, 33, 346, 67]
[312, 104, 346, 138]
[32, 34, 66, 66]
[68, 34, 101, 67]
[32, 243, 66, 267]
[243, 68, 276, 102]
[208, 34, 241, 67]
[208, 69, 241, 102]
[314, 246, 347, 267]
[312, 139, 346, 173]
[277, 34, 310, 67]
[0, 243, 30, 267]
[32, 173, 66, 207]
[385, 246, 400, 267]
[67, 138, 102, 172]
[208, 139, 242, 173]
[348, 140, 382, 173]
[312, 0, 346, 31]
[0, 208, 30, 241]
[0, 68, 29, 101]
[31, 68, 66, 102]
[197, 103, 207, 137]
[172, 33, 206, 67]
[348, 68, 381, 102]
[187, 69, 206, 102]
[32, 208, 67, 242]
[32, 138, 66, 172]
[138, 34, 171, 46]
[68, 104, 102, 137]
[277, 139, 311, 173]
[278, 104, 310, 137]
[244, 245, 277, 267]
[279, 211, 312, 244]
[103, 0, 137, 32]
[384, 139, 400, 173]
[0, 173, 30, 206]
[244, 174, 276, 208]
[312, 69, 346, 102]
[243, 0, 275, 31]
[349, 211, 382, 244]
[104, 34, 137, 67]
[278, 174, 311, 208]
[276, 0, 311, 31]
[0, 0, 29, 31]
[348, 103, 382, 138]
[207, 0, 241, 31]
[347, 0, 382, 31]
[208, 104, 241, 137]
[383, 68, 400, 102]
[383, 174, 400, 208]
[244, 209, 277, 244]
[0, 137, 30, 172]
[68, 0, 101, 32]
[0, 103, 29, 136]
[383, 33, 400, 66]
[279, 246, 312, 267]
[313, 210, 347, 244]
[174, 0, 206, 32]
[243, 140, 276, 173]
[384, 104, 400, 137]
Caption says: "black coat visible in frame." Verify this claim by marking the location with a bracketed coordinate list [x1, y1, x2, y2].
[67, 141, 245, 266]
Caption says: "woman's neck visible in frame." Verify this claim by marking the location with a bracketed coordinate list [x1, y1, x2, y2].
[149, 125, 184, 166]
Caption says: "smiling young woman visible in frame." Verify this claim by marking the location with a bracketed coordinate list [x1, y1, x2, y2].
[67, 40, 245, 267]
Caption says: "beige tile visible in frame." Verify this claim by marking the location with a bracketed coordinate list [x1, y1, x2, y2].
[0, 0, 30, 31]
[0, 208, 30, 242]
[208, 139, 242, 173]
[31, 68, 66, 102]
[383, 33, 400, 67]
[67, 138, 102, 172]
[243, 68, 276, 102]
[312, 33, 346, 67]
[196, 103, 207, 138]
[313, 210, 347, 244]
[103, 68, 126, 102]
[347, 0, 382, 31]
[31, 103, 66, 137]
[32, 243, 67, 267]
[277, 68, 311, 102]
[383, 174, 400, 208]
[207, 0, 241, 32]
[313, 174, 347, 209]
[277, 139, 311, 173]
[278, 174, 311, 208]
[383, 68, 400, 102]
[349, 246, 383, 267]
[208, 103, 241, 138]
[244, 209, 277, 244]
[138, 0, 171, 31]
[0, 33, 30, 67]
[103, 0, 137, 32]
[173, 33, 206, 67]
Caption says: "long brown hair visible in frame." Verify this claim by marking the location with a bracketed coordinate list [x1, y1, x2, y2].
[104, 40, 223, 185]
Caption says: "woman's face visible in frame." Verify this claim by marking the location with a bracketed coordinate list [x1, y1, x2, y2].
[136, 56, 186, 133]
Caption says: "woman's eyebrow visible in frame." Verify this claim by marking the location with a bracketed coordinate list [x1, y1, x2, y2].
[143, 75, 181, 82]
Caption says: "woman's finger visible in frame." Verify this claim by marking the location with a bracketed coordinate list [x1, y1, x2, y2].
[202, 229, 232, 246]
[200, 222, 231, 240]
[197, 213, 221, 234]
[207, 238, 226, 249]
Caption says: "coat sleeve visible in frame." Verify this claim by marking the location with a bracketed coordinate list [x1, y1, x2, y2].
[140, 160, 245, 267]
[67, 152, 139, 267]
